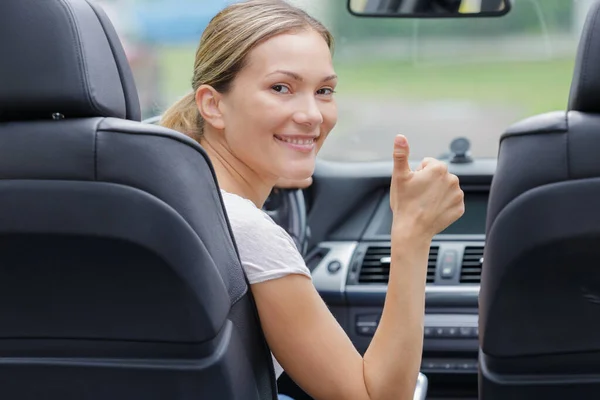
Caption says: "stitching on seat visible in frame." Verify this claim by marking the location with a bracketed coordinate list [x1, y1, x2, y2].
[565, 112, 570, 180]
[57, 0, 104, 116]
[93, 118, 102, 181]
[578, 4, 600, 110]
[84, 0, 130, 119]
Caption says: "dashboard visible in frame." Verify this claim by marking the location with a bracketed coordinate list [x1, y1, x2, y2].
[363, 190, 489, 239]
[304, 158, 494, 392]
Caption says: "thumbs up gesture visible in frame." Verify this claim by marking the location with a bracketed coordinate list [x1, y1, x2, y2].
[390, 135, 465, 238]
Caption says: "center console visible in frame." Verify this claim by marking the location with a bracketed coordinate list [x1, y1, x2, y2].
[309, 185, 488, 385]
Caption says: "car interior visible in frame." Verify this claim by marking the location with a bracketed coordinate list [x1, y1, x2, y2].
[0, 1, 276, 399]
[2, 0, 600, 399]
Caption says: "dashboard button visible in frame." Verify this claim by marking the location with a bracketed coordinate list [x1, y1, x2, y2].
[357, 325, 375, 336]
[424, 362, 436, 369]
[327, 261, 342, 273]
[356, 314, 379, 336]
[459, 327, 473, 337]
[440, 250, 458, 279]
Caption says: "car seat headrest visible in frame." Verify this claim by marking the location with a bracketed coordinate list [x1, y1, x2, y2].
[0, 0, 141, 122]
[569, 1, 600, 113]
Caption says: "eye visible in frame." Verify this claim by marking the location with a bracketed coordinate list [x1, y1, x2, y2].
[272, 84, 291, 94]
[317, 87, 336, 96]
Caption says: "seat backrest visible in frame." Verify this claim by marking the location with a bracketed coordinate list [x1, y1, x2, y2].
[0, 0, 277, 399]
[479, 1, 600, 399]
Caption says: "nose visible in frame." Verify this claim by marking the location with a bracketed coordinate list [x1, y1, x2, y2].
[293, 94, 324, 128]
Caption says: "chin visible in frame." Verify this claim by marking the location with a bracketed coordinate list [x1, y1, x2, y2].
[279, 162, 315, 182]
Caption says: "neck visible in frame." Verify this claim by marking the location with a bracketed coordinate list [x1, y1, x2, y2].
[200, 136, 275, 208]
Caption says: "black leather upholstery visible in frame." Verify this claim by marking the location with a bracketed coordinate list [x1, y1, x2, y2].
[479, 1, 600, 398]
[0, 0, 277, 399]
[569, 1, 600, 113]
[0, 0, 140, 121]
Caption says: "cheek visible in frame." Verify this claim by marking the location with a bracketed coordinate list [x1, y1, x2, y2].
[224, 95, 255, 126]
[320, 101, 338, 136]
[259, 93, 289, 119]
[226, 95, 280, 149]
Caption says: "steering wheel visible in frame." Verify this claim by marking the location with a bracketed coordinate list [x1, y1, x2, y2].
[262, 188, 309, 256]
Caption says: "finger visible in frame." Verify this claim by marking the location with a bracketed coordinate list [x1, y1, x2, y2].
[393, 135, 411, 179]
[416, 157, 437, 171]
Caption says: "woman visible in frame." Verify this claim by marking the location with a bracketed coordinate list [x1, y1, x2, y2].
[161, 1, 464, 399]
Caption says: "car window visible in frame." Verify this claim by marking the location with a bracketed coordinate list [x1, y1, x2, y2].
[103, 0, 587, 161]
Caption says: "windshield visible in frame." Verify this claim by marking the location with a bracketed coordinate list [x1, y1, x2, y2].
[100, 0, 584, 161]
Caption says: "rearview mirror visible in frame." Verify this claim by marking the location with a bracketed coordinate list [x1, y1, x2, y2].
[348, 0, 510, 18]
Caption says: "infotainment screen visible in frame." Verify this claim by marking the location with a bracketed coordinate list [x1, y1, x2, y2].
[439, 192, 488, 235]
[371, 191, 489, 237]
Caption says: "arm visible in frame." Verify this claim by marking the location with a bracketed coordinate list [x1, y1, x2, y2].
[251, 229, 431, 400]
[252, 135, 463, 400]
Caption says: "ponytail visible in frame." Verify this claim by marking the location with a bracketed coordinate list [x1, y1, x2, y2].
[160, 92, 204, 142]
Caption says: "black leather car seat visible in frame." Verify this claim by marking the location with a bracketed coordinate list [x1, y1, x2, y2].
[0, 0, 277, 398]
[479, 1, 600, 398]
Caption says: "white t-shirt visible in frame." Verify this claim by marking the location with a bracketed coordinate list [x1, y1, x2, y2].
[220, 189, 312, 378]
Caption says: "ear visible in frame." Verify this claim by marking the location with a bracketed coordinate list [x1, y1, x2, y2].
[195, 84, 225, 130]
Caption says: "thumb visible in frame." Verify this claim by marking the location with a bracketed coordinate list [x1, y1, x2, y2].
[393, 135, 411, 178]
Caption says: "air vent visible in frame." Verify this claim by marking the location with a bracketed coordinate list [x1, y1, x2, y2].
[359, 246, 438, 284]
[460, 246, 484, 284]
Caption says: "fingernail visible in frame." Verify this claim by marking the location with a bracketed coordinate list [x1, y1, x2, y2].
[395, 135, 407, 147]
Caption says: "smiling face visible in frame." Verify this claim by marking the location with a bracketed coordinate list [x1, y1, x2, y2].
[206, 28, 338, 183]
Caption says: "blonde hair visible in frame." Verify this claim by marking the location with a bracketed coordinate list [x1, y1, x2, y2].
[160, 0, 334, 142]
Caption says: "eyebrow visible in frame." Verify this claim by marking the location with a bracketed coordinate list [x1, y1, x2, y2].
[267, 70, 338, 83]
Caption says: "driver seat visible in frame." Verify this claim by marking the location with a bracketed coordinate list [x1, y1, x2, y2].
[0, 0, 277, 399]
[479, 1, 600, 398]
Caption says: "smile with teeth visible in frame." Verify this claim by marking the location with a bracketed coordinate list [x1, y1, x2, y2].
[274, 135, 316, 145]
[274, 135, 318, 153]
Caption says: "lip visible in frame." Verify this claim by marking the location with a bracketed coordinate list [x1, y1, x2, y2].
[274, 134, 317, 153]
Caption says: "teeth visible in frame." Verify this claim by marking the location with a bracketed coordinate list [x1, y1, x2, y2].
[278, 136, 314, 145]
